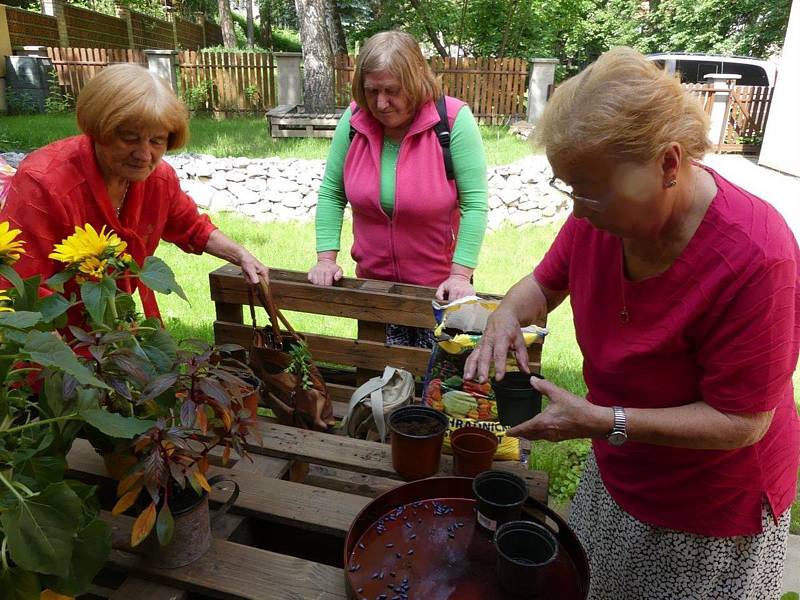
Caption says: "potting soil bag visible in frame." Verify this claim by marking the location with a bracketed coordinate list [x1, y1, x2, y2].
[422, 296, 548, 460]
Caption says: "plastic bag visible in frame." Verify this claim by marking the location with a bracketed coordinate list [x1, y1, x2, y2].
[422, 296, 548, 460]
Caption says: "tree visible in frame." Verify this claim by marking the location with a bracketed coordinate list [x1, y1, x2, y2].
[327, 0, 349, 55]
[246, 0, 255, 47]
[295, 0, 336, 111]
[218, 0, 237, 46]
[260, 0, 274, 48]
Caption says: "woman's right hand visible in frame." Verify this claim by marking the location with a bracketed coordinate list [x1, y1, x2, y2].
[463, 307, 530, 383]
[308, 258, 343, 286]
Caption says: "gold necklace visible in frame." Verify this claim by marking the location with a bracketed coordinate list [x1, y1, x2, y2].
[114, 182, 130, 217]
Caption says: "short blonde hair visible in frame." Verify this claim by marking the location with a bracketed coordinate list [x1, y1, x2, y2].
[77, 64, 189, 150]
[352, 31, 441, 112]
[535, 47, 711, 165]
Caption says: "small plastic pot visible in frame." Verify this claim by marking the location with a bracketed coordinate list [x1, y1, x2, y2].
[472, 470, 528, 533]
[388, 406, 449, 481]
[450, 426, 498, 478]
[495, 520, 559, 596]
[491, 372, 544, 428]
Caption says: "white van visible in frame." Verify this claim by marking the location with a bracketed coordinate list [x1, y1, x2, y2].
[646, 53, 776, 86]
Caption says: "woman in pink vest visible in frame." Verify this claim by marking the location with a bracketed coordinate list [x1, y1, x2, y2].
[308, 31, 488, 347]
[466, 47, 799, 599]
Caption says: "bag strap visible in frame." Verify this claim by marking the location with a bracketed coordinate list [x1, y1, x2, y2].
[343, 366, 398, 441]
[248, 279, 303, 347]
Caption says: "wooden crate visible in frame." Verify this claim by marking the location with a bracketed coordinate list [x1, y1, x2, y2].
[209, 265, 544, 418]
[266, 104, 345, 138]
[67, 420, 549, 598]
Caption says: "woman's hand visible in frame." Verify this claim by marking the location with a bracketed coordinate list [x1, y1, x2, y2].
[507, 378, 612, 442]
[238, 249, 269, 284]
[308, 258, 343, 286]
[463, 307, 530, 383]
[435, 274, 474, 302]
[204, 230, 268, 284]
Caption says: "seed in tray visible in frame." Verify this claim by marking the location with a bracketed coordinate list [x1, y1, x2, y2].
[371, 571, 380, 580]
[407, 549, 414, 555]
[390, 572, 396, 578]
[395, 552, 402, 559]
[409, 534, 417, 540]
[349, 564, 361, 572]
[359, 542, 366, 549]
[405, 522, 412, 528]
[385, 543, 394, 548]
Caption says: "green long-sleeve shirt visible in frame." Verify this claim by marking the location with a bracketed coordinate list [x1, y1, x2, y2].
[315, 105, 489, 268]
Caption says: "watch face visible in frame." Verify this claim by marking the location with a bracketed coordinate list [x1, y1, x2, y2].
[608, 431, 627, 447]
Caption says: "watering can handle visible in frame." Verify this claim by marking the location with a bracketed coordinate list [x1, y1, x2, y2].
[207, 474, 240, 523]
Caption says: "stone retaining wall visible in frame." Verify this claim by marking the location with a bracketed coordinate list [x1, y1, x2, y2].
[1, 152, 569, 230]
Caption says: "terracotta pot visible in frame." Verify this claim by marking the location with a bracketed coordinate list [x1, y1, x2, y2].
[141, 475, 239, 568]
[388, 406, 448, 480]
[450, 426, 498, 478]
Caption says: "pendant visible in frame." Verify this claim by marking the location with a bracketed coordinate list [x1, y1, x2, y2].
[619, 308, 630, 323]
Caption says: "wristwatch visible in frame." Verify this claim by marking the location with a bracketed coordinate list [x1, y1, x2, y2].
[607, 406, 628, 447]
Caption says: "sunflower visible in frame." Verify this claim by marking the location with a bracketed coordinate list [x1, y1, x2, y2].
[49, 224, 127, 266]
[78, 256, 109, 280]
[0, 221, 25, 265]
[0, 289, 14, 313]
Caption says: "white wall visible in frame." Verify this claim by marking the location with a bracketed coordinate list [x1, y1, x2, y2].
[759, 0, 800, 177]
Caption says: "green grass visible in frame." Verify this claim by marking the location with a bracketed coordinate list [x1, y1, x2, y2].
[0, 114, 534, 165]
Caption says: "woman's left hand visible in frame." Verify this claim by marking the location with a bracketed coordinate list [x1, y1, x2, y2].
[436, 274, 474, 302]
[238, 250, 270, 284]
[507, 377, 612, 442]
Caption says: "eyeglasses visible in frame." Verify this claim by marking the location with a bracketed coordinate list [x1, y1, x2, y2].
[548, 177, 610, 212]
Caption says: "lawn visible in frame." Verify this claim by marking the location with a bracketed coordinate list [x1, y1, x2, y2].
[155, 212, 799, 533]
[0, 114, 535, 165]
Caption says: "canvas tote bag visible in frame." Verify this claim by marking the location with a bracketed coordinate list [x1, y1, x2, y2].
[341, 366, 415, 442]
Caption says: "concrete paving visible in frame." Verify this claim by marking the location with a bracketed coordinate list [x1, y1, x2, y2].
[785, 535, 800, 594]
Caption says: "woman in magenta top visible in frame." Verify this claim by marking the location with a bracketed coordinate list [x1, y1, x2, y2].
[466, 47, 799, 599]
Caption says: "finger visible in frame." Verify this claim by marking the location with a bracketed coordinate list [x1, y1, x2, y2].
[474, 342, 494, 383]
[463, 352, 476, 380]
[492, 339, 509, 381]
[435, 283, 446, 302]
[334, 268, 343, 281]
[513, 337, 530, 374]
[530, 377, 557, 398]
[507, 415, 543, 439]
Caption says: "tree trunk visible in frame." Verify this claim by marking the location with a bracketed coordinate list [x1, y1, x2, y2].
[218, 0, 236, 47]
[326, 0, 348, 56]
[407, 0, 449, 58]
[246, 0, 255, 47]
[260, 0, 273, 48]
[295, 0, 335, 112]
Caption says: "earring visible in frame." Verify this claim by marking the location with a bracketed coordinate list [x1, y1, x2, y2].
[666, 179, 677, 188]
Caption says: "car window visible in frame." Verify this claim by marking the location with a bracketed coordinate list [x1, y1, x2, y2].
[721, 62, 769, 86]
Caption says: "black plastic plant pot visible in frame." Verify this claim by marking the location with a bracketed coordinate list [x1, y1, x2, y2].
[495, 520, 559, 597]
[388, 405, 449, 480]
[472, 470, 528, 533]
[491, 372, 544, 427]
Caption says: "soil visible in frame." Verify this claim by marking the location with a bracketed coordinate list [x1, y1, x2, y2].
[393, 417, 446, 436]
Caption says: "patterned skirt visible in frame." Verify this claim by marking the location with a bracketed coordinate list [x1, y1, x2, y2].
[569, 451, 790, 600]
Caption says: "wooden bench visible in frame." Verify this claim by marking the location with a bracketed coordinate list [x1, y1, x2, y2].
[209, 265, 543, 420]
[266, 104, 346, 138]
[68, 421, 549, 599]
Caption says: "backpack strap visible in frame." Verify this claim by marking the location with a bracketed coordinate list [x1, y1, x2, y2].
[348, 97, 454, 181]
[433, 96, 455, 181]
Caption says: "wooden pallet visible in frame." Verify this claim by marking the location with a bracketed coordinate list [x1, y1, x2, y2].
[67, 421, 549, 599]
[266, 104, 345, 138]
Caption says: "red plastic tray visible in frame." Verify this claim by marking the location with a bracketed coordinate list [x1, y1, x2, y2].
[344, 477, 589, 599]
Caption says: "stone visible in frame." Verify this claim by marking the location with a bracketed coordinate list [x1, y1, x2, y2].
[269, 177, 299, 193]
[227, 182, 259, 205]
[182, 181, 214, 209]
[517, 199, 539, 212]
[487, 209, 508, 231]
[210, 174, 228, 190]
[194, 161, 214, 178]
[301, 193, 317, 208]
[509, 209, 531, 227]
[505, 175, 523, 190]
[244, 178, 267, 192]
[280, 191, 304, 208]
[499, 187, 522, 205]
[488, 194, 504, 209]
[226, 170, 246, 182]
[542, 204, 557, 218]
[233, 157, 250, 168]
[246, 164, 268, 177]
[209, 190, 237, 212]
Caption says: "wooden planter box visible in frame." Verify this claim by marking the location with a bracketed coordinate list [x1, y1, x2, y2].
[266, 104, 345, 138]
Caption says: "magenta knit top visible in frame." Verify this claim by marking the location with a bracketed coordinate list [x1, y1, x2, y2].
[534, 166, 800, 536]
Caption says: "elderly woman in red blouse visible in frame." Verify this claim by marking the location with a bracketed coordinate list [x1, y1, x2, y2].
[0, 64, 267, 320]
[466, 47, 799, 599]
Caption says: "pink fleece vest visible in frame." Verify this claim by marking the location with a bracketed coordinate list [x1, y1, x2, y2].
[344, 96, 465, 286]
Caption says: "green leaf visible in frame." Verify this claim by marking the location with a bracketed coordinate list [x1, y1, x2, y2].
[80, 277, 116, 326]
[80, 409, 154, 439]
[156, 503, 175, 546]
[45, 270, 74, 292]
[0, 311, 42, 329]
[0, 481, 83, 577]
[39, 294, 72, 323]
[115, 292, 137, 320]
[23, 331, 110, 390]
[40, 517, 112, 596]
[0, 568, 40, 600]
[139, 256, 188, 301]
[0, 263, 25, 297]
[17, 455, 67, 489]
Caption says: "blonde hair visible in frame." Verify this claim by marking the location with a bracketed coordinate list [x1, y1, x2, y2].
[535, 47, 711, 165]
[352, 30, 441, 112]
[76, 64, 189, 150]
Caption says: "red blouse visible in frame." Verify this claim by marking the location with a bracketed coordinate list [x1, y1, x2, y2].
[534, 167, 800, 536]
[0, 135, 216, 320]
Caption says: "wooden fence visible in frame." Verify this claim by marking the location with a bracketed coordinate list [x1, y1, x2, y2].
[46, 47, 147, 100]
[177, 51, 277, 114]
[683, 84, 773, 153]
[334, 55, 529, 125]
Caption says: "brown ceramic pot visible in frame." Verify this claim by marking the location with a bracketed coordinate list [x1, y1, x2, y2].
[450, 426, 498, 478]
[388, 406, 448, 480]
